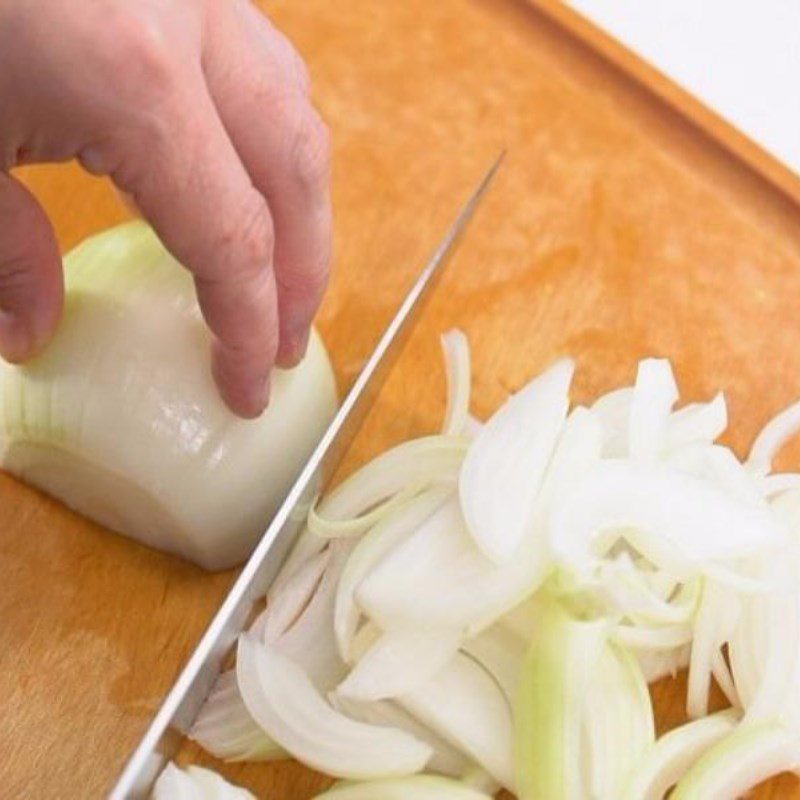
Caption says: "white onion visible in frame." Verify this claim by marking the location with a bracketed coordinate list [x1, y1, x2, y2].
[628, 358, 678, 462]
[151, 763, 255, 799]
[399, 653, 516, 790]
[0, 222, 337, 569]
[335, 629, 462, 702]
[458, 359, 573, 563]
[235, 635, 432, 779]
[550, 460, 786, 580]
[441, 329, 472, 437]
[182, 336, 800, 798]
[622, 710, 739, 800]
[312, 775, 494, 800]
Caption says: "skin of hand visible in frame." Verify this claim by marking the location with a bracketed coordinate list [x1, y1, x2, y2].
[0, 0, 332, 418]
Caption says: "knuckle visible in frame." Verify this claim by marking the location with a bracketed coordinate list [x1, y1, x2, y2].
[227, 194, 276, 277]
[289, 111, 331, 193]
[97, 10, 176, 99]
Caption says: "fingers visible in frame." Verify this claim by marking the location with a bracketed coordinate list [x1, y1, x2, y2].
[202, 0, 333, 368]
[110, 71, 279, 418]
[0, 172, 63, 363]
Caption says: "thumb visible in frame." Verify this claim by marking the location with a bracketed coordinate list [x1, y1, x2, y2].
[0, 172, 63, 363]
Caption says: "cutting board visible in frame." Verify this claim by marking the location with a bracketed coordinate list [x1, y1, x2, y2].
[2, 0, 800, 797]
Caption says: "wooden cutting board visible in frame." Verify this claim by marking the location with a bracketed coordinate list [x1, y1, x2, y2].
[3, 0, 800, 797]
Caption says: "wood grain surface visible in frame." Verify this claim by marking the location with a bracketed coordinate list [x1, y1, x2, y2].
[2, 0, 800, 797]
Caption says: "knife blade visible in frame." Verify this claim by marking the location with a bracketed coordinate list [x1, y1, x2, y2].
[110, 151, 503, 799]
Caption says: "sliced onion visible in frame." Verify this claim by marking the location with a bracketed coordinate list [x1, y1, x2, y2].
[461, 623, 526, 704]
[613, 623, 694, 652]
[336, 629, 462, 702]
[763, 473, 800, 499]
[272, 540, 352, 692]
[357, 496, 548, 636]
[550, 460, 786, 580]
[597, 556, 699, 627]
[268, 526, 328, 605]
[334, 487, 451, 662]
[665, 393, 727, 452]
[249, 548, 330, 643]
[400, 652, 515, 790]
[314, 436, 467, 531]
[582, 643, 654, 799]
[670, 720, 800, 799]
[622, 709, 740, 800]
[329, 694, 470, 778]
[441, 330, 472, 437]
[459, 359, 573, 563]
[686, 580, 740, 719]
[748, 400, 800, 475]
[711, 649, 741, 709]
[460, 764, 501, 795]
[590, 387, 633, 458]
[628, 358, 678, 462]
[236, 635, 432, 779]
[152, 762, 256, 799]
[635, 644, 691, 684]
[189, 670, 285, 762]
[359, 409, 603, 637]
[312, 775, 494, 800]
[514, 596, 607, 799]
[668, 443, 764, 506]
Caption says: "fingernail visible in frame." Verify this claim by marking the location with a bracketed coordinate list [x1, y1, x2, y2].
[241, 372, 271, 418]
[257, 372, 271, 411]
[279, 328, 311, 369]
[0, 309, 32, 364]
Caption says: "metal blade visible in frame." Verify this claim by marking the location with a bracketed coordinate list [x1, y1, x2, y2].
[109, 151, 503, 799]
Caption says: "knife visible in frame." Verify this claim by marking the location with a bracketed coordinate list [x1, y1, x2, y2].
[110, 151, 504, 799]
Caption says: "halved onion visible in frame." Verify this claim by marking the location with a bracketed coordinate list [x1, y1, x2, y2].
[0, 222, 338, 569]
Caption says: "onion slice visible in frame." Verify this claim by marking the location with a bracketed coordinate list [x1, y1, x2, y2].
[629, 358, 678, 462]
[550, 460, 785, 580]
[665, 393, 727, 452]
[336, 629, 462, 702]
[670, 721, 800, 799]
[189, 670, 285, 762]
[749, 400, 800, 475]
[622, 709, 740, 800]
[441, 330, 472, 437]
[313, 436, 467, 533]
[329, 694, 470, 778]
[514, 596, 607, 799]
[151, 763, 256, 799]
[459, 359, 573, 563]
[236, 635, 432, 779]
[357, 496, 548, 635]
[312, 776, 494, 800]
[333, 486, 451, 662]
[250, 548, 330, 643]
[400, 653, 515, 790]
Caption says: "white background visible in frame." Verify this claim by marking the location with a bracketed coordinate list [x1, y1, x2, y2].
[567, 0, 800, 176]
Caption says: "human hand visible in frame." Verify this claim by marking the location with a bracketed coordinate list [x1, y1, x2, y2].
[0, 0, 332, 417]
